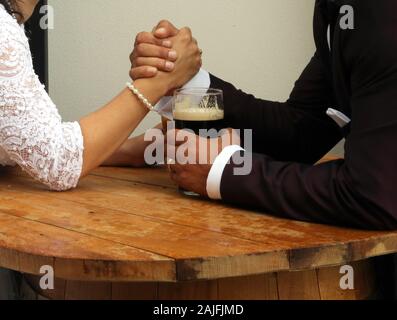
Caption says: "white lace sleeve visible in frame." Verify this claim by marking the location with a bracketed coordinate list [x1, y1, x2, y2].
[0, 10, 84, 191]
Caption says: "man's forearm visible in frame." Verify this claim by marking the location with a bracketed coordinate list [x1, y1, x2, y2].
[209, 57, 343, 164]
[219, 152, 397, 230]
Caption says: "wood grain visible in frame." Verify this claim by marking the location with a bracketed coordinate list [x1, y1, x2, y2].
[65, 281, 112, 300]
[0, 210, 175, 281]
[0, 162, 397, 284]
[111, 282, 158, 300]
[277, 270, 321, 300]
[317, 260, 377, 300]
[158, 280, 218, 300]
[27, 259, 377, 300]
[218, 274, 279, 300]
[0, 186, 290, 280]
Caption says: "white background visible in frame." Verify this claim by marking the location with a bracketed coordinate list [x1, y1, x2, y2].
[47, 0, 344, 155]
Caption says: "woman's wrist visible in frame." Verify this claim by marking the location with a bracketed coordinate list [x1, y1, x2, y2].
[133, 75, 171, 106]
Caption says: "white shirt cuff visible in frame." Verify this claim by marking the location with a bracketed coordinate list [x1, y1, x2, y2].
[326, 108, 351, 128]
[154, 69, 210, 119]
[206, 145, 245, 200]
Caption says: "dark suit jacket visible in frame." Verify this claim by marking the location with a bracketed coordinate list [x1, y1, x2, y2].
[209, 0, 397, 230]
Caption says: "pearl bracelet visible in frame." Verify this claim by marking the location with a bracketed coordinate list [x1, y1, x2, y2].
[126, 82, 155, 112]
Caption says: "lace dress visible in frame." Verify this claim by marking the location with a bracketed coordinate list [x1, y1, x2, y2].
[0, 5, 84, 191]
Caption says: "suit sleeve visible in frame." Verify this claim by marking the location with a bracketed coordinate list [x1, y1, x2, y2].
[210, 51, 343, 164]
[219, 1, 397, 230]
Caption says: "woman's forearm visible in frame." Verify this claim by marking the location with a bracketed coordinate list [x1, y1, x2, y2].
[78, 26, 202, 178]
[102, 135, 149, 167]
[79, 79, 167, 177]
[103, 123, 162, 167]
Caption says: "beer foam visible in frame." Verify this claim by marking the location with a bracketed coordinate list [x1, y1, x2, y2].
[173, 107, 224, 121]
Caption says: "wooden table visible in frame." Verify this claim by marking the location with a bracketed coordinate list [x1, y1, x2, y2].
[0, 158, 397, 300]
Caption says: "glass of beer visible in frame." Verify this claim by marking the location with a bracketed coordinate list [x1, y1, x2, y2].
[172, 88, 224, 196]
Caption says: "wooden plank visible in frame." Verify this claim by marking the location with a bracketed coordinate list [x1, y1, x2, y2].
[112, 282, 158, 300]
[5, 171, 397, 272]
[24, 275, 159, 300]
[18, 254, 54, 277]
[277, 270, 321, 300]
[53, 258, 176, 282]
[0, 186, 290, 281]
[24, 275, 67, 300]
[0, 188, 285, 259]
[177, 253, 288, 281]
[0, 212, 175, 281]
[1, 166, 397, 283]
[1, 174, 300, 250]
[5, 168, 393, 246]
[288, 245, 349, 270]
[25, 260, 378, 301]
[7, 170, 393, 252]
[75, 174, 397, 272]
[349, 233, 397, 261]
[0, 247, 19, 271]
[58, 175, 397, 245]
[92, 166, 176, 189]
[218, 274, 279, 300]
[65, 280, 112, 300]
[317, 260, 377, 300]
[158, 280, 218, 300]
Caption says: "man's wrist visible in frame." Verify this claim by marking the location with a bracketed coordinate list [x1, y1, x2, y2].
[206, 145, 245, 200]
[154, 69, 210, 119]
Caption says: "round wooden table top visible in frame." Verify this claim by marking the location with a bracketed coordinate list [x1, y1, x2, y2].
[1, 157, 397, 283]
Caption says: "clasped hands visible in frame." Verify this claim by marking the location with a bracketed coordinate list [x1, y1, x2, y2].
[130, 20, 202, 93]
[129, 20, 240, 197]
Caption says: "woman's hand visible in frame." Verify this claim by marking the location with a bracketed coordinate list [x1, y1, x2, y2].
[130, 21, 202, 90]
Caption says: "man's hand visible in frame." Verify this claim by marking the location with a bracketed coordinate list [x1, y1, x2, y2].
[130, 20, 180, 79]
[166, 27, 202, 91]
[129, 20, 202, 89]
[167, 128, 240, 197]
[170, 163, 212, 197]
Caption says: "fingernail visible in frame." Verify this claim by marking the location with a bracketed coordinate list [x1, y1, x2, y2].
[162, 40, 172, 48]
[156, 27, 166, 34]
[165, 61, 175, 71]
[148, 67, 157, 74]
[168, 50, 177, 60]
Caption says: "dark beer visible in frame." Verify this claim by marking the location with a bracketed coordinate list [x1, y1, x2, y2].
[172, 89, 224, 196]
[174, 107, 225, 136]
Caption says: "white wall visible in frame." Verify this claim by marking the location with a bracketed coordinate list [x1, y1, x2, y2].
[47, 0, 343, 154]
